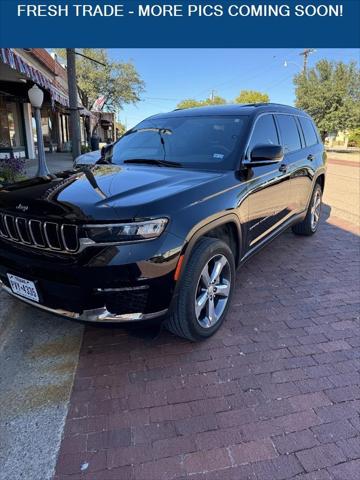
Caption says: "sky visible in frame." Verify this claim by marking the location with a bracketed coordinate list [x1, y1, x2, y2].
[107, 48, 359, 128]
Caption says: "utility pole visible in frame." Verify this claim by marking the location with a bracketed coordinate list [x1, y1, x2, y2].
[299, 48, 316, 74]
[66, 48, 81, 160]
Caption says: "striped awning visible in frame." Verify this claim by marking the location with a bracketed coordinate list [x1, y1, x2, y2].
[0, 48, 69, 108]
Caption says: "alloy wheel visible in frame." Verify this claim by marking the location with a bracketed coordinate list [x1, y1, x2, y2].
[311, 189, 322, 230]
[194, 254, 231, 329]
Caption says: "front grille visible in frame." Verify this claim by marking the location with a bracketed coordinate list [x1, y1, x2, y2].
[0, 213, 79, 253]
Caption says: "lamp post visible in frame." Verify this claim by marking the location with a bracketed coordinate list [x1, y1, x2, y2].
[284, 60, 301, 69]
[28, 84, 50, 177]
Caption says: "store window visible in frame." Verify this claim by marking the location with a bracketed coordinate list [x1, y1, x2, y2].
[0, 98, 24, 149]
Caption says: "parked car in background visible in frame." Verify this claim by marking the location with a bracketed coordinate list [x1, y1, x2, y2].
[0, 104, 326, 341]
[74, 149, 101, 167]
[74, 142, 116, 167]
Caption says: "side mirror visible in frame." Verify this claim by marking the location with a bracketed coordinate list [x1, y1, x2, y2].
[97, 144, 113, 164]
[244, 144, 284, 168]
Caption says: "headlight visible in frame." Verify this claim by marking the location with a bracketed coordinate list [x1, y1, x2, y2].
[84, 218, 168, 243]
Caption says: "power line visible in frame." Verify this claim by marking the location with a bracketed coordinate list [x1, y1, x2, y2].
[193, 50, 300, 98]
[74, 50, 107, 67]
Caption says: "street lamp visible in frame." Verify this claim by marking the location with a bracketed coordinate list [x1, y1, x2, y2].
[284, 60, 301, 69]
[28, 84, 50, 177]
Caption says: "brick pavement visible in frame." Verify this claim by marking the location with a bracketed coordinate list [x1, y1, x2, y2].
[54, 211, 360, 480]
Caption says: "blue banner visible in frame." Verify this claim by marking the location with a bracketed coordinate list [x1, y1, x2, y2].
[0, 1, 359, 47]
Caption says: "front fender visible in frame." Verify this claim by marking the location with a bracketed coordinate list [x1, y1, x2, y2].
[168, 212, 243, 309]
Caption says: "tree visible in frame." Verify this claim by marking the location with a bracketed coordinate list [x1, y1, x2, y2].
[176, 95, 226, 109]
[115, 121, 126, 139]
[235, 90, 270, 104]
[205, 95, 226, 105]
[176, 98, 204, 109]
[54, 49, 144, 140]
[294, 60, 360, 140]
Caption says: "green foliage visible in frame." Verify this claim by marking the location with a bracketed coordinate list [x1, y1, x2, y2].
[54, 49, 145, 112]
[0, 157, 26, 186]
[176, 99, 203, 109]
[205, 95, 226, 105]
[294, 60, 360, 139]
[176, 96, 226, 110]
[176, 91, 270, 110]
[115, 121, 126, 137]
[235, 90, 270, 104]
[348, 128, 360, 147]
[81, 145, 91, 154]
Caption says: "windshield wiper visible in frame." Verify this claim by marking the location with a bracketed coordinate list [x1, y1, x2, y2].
[123, 158, 182, 168]
[124, 127, 173, 136]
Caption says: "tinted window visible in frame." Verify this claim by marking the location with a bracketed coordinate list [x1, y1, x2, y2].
[276, 115, 302, 153]
[248, 114, 279, 155]
[111, 115, 248, 171]
[299, 117, 318, 147]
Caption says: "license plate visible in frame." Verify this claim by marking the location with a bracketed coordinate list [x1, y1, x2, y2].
[7, 274, 39, 303]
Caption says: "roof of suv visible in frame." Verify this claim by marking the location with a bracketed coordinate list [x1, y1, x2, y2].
[148, 103, 310, 119]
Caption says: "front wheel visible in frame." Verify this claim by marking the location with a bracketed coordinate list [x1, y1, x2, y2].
[165, 237, 235, 341]
[292, 183, 322, 236]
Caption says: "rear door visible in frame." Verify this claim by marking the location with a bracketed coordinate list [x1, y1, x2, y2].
[244, 113, 291, 249]
[274, 114, 306, 218]
[294, 116, 322, 212]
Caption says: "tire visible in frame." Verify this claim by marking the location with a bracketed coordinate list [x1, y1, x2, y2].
[292, 183, 323, 236]
[165, 237, 235, 341]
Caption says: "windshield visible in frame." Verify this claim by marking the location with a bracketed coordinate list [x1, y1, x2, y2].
[110, 115, 248, 171]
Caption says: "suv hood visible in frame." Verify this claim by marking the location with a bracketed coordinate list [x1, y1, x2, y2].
[0, 165, 226, 222]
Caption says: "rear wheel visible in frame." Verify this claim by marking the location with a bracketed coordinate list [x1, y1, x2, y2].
[292, 183, 322, 236]
[165, 237, 235, 341]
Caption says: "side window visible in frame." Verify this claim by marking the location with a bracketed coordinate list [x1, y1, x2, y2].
[276, 115, 302, 153]
[247, 114, 279, 156]
[299, 117, 318, 147]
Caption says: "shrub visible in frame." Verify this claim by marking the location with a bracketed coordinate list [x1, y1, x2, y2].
[81, 145, 91, 154]
[0, 156, 26, 186]
[348, 129, 360, 147]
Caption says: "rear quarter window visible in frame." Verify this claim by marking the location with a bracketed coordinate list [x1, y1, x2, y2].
[299, 117, 319, 147]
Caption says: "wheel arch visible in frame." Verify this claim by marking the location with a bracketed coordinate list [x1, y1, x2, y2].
[176, 214, 243, 282]
[304, 170, 326, 211]
[315, 172, 325, 192]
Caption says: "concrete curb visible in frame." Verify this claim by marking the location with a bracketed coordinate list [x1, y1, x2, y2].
[0, 291, 18, 352]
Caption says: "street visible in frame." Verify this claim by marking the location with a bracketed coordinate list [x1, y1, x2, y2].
[0, 154, 359, 480]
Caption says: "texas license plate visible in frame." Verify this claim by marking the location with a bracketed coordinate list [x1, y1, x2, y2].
[7, 274, 39, 303]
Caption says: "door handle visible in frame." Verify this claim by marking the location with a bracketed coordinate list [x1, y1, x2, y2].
[279, 164, 288, 173]
[307, 154, 315, 161]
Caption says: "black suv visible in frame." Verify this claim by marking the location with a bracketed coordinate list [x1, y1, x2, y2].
[0, 104, 326, 341]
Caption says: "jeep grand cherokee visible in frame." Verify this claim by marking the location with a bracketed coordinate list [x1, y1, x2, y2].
[0, 104, 326, 341]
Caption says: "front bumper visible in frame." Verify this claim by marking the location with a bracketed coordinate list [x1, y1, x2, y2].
[0, 281, 167, 322]
[0, 231, 183, 322]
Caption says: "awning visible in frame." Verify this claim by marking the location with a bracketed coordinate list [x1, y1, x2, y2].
[79, 106, 94, 117]
[0, 48, 69, 108]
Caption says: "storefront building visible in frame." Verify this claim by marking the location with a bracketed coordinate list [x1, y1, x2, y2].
[0, 48, 89, 162]
[91, 111, 116, 144]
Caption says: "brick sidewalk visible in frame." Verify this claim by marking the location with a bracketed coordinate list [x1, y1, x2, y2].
[54, 213, 360, 480]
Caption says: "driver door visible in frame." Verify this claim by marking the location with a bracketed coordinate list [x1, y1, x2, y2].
[244, 114, 291, 249]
